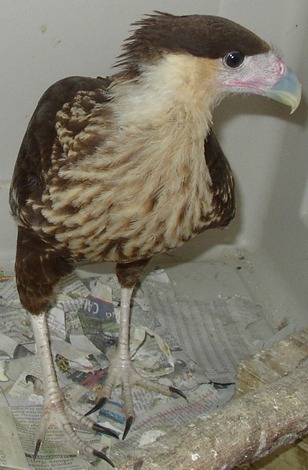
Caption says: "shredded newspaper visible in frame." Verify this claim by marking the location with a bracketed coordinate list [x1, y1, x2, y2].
[0, 267, 292, 469]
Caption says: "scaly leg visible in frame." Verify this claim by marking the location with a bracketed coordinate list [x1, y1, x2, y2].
[31, 312, 118, 466]
[86, 287, 186, 438]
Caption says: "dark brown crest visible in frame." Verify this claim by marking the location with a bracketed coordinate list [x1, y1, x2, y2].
[117, 11, 270, 71]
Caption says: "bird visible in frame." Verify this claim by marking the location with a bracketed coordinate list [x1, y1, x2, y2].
[9, 11, 301, 465]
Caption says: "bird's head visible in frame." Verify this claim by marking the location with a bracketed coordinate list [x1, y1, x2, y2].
[117, 12, 301, 114]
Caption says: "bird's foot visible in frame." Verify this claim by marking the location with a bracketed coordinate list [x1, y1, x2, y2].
[85, 356, 186, 439]
[34, 394, 118, 466]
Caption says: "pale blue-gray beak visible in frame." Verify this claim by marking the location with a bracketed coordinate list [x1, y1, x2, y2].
[264, 67, 301, 114]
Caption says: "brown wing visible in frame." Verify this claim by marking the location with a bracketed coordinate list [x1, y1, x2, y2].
[203, 129, 235, 229]
[9, 76, 110, 229]
[10, 76, 111, 314]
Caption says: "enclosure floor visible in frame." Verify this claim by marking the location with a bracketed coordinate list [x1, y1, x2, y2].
[74, 244, 305, 333]
[1, 243, 305, 332]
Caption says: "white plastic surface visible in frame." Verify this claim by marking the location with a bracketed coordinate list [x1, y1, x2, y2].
[0, 0, 307, 328]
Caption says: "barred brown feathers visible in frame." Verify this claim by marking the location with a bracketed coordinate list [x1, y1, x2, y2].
[11, 69, 235, 270]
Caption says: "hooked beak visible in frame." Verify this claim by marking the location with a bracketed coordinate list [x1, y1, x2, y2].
[263, 67, 301, 114]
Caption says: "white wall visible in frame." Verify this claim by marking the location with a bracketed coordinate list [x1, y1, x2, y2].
[0, 0, 307, 272]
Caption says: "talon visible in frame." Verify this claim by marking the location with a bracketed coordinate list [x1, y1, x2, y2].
[169, 385, 188, 401]
[25, 374, 35, 384]
[123, 415, 134, 440]
[93, 448, 115, 467]
[33, 439, 42, 460]
[92, 422, 120, 439]
[85, 397, 108, 417]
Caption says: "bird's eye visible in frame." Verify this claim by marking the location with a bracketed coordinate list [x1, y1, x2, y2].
[224, 51, 245, 68]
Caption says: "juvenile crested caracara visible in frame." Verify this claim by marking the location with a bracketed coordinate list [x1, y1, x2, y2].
[10, 12, 301, 465]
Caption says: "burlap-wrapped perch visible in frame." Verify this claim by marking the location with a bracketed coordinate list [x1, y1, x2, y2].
[115, 329, 308, 470]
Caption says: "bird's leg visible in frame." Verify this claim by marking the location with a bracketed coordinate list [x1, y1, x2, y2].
[30, 312, 117, 466]
[86, 286, 186, 438]
[106, 287, 135, 417]
[85, 287, 135, 436]
[31, 312, 60, 456]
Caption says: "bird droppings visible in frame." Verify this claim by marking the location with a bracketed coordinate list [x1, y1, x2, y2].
[139, 429, 167, 447]
[40, 24, 47, 34]
[191, 452, 201, 461]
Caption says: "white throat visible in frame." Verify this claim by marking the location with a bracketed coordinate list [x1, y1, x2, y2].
[111, 53, 216, 133]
